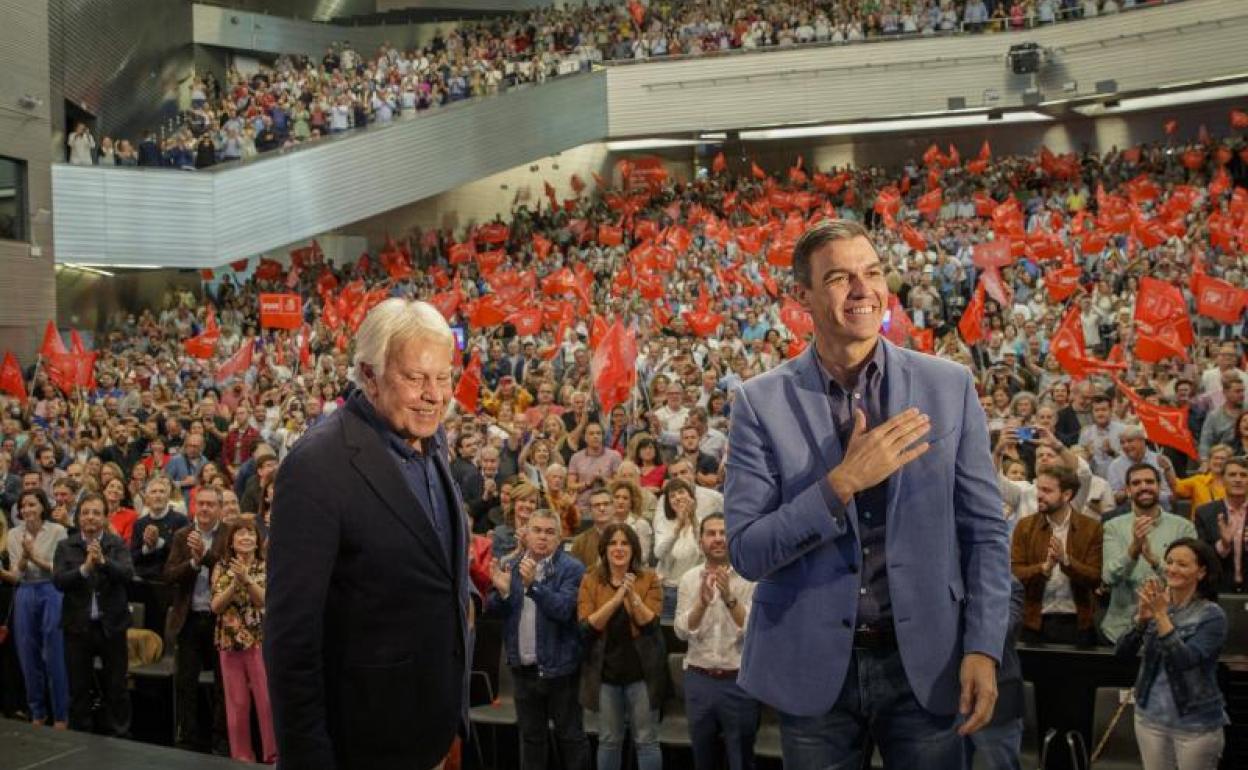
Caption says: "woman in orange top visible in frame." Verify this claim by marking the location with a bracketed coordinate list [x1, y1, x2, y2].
[577, 523, 664, 770]
[1171, 444, 1231, 512]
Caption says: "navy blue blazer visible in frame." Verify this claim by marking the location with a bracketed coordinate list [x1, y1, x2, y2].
[725, 339, 1011, 716]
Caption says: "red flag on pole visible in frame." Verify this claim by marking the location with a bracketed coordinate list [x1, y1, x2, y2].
[1116, 378, 1198, 458]
[69, 329, 88, 355]
[454, 350, 483, 412]
[1135, 277, 1194, 345]
[958, 285, 986, 345]
[712, 152, 727, 175]
[591, 320, 638, 415]
[39, 321, 67, 359]
[215, 341, 254, 384]
[779, 298, 813, 337]
[972, 238, 1014, 269]
[0, 352, 26, 399]
[1051, 306, 1091, 378]
[1045, 265, 1083, 302]
[259, 293, 304, 330]
[1191, 272, 1247, 324]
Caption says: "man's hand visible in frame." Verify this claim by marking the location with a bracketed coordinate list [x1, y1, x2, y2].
[1217, 514, 1236, 548]
[143, 525, 159, 549]
[828, 408, 931, 503]
[698, 570, 716, 608]
[1049, 534, 1066, 566]
[518, 556, 537, 588]
[957, 652, 998, 736]
[188, 530, 205, 561]
[712, 567, 731, 602]
[85, 541, 104, 571]
[490, 563, 512, 597]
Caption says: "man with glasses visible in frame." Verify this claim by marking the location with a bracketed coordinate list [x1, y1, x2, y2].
[488, 511, 589, 770]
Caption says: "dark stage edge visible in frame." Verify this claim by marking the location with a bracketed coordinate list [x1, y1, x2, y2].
[0, 721, 245, 770]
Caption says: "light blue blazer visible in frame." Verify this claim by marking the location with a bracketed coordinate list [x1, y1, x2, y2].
[725, 340, 1010, 717]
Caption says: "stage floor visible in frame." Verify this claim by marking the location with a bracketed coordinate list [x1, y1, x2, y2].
[0, 721, 244, 770]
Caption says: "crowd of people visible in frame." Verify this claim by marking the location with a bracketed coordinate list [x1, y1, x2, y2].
[11, 112, 1248, 767]
[64, 0, 1168, 169]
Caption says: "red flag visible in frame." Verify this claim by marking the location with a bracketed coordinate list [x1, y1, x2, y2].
[1135, 322, 1189, 363]
[628, 0, 645, 25]
[591, 320, 637, 415]
[598, 224, 624, 247]
[39, 321, 67, 359]
[454, 350, 482, 413]
[1191, 271, 1247, 324]
[979, 267, 1013, 308]
[230, 258, 249, 272]
[978, 140, 992, 162]
[916, 189, 943, 219]
[298, 325, 312, 370]
[1135, 277, 1194, 345]
[448, 242, 474, 265]
[1045, 265, 1083, 302]
[215, 341, 253, 384]
[69, 329, 88, 355]
[199, 269, 215, 281]
[712, 152, 727, 175]
[254, 258, 284, 282]
[1232, 109, 1248, 130]
[184, 330, 219, 359]
[506, 307, 543, 337]
[477, 222, 509, 245]
[532, 233, 552, 260]
[750, 162, 766, 181]
[1163, 119, 1178, 136]
[972, 238, 1014, 269]
[544, 181, 558, 210]
[468, 296, 507, 329]
[259, 293, 304, 330]
[883, 294, 914, 347]
[900, 223, 927, 253]
[958, 286, 986, 345]
[430, 290, 462, 321]
[683, 310, 724, 337]
[570, 174, 586, 194]
[0, 352, 26, 399]
[1116, 379, 1198, 459]
[912, 328, 935, 353]
[780, 298, 813, 337]
[1051, 306, 1091, 378]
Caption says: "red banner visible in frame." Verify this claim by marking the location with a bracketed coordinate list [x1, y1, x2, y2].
[259, 293, 304, 329]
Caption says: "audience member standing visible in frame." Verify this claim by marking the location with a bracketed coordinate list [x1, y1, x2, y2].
[1102, 465, 1197, 643]
[1, 489, 69, 727]
[165, 485, 227, 753]
[66, 123, 96, 166]
[130, 476, 188, 635]
[1194, 454, 1247, 593]
[673, 513, 758, 770]
[488, 511, 589, 770]
[52, 492, 133, 736]
[578, 523, 665, 770]
[1115, 539, 1228, 770]
[210, 516, 276, 763]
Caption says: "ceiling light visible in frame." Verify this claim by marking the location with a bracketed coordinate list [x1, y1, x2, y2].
[739, 111, 1053, 141]
[605, 138, 702, 151]
[1074, 81, 1248, 116]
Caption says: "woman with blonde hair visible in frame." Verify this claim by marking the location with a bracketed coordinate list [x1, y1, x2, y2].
[491, 481, 540, 565]
[608, 479, 653, 565]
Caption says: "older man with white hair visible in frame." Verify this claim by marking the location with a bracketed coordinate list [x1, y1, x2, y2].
[266, 299, 472, 770]
[1106, 424, 1175, 510]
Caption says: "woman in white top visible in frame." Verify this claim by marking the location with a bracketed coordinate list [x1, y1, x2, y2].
[608, 478, 653, 567]
[652, 478, 704, 622]
[1, 489, 69, 728]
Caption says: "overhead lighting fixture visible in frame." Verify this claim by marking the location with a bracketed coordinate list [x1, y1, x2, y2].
[605, 138, 702, 151]
[739, 111, 1053, 141]
[67, 262, 164, 271]
[60, 263, 114, 277]
[697, 132, 728, 141]
[1074, 81, 1248, 116]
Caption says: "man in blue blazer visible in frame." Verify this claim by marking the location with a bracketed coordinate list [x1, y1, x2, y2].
[726, 220, 1011, 770]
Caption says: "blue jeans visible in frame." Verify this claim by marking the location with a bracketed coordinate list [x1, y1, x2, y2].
[14, 581, 69, 722]
[686, 669, 760, 770]
[965, 718, 1023, 770]
[779, 648, 962, 770]
[597, 680, 661, 770]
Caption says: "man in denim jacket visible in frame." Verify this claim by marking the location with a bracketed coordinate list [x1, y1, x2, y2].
[488, 510, 589, 770]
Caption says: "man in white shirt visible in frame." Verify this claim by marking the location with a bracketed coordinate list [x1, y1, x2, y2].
[653, 383, 691, 449]
[1078, 395, 1125, 477]
[674, 514, 759, 770]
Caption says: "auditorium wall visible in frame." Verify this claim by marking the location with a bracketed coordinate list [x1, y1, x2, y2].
[0, 0, 56, 361]
[49, 0, 196, 152]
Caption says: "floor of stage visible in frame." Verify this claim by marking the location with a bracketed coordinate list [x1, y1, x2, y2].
[0, 721, 243, 770]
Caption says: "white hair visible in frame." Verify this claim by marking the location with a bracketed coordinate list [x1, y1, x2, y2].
[349, 298, 454, 388]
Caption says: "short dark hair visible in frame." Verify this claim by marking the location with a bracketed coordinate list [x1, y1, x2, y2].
[661, 478, 695, 521]
[1223, 455, 1248, 474]
[791, 219, 871, 287]
[1037, 464, 1080, 496]
[1165, 538, 1221, 602]
[1125, 462, 1160, 486]
[699, 512, 726, 537]
[76, 491, 107, 517]
[1091, 395, 1112, 408]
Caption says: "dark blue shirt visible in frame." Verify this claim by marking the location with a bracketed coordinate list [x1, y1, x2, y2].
[816, 341, 891, 629]
[349, 392, 455, 564]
